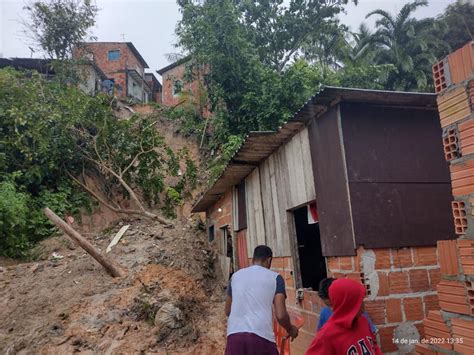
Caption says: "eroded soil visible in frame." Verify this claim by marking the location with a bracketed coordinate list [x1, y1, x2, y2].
[0, 218, 226, 354]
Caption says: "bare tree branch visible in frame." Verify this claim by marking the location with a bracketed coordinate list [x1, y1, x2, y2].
[121, 139, 155, 177]
[66, 169, 172, 226]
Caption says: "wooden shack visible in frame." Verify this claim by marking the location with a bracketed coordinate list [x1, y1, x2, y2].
[192, 87, 455, 354]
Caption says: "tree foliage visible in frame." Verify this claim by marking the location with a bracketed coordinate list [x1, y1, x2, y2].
[437, 0, 474, 54]
[366, 0, 447, 91]
[0, 68, 195, 257]
[24, 0, 98, 59]
[176, 0, 357, 141]
[236, 0, 356, 71]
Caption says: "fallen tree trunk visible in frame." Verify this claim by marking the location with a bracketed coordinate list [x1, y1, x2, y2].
[43, 207, 127, 278]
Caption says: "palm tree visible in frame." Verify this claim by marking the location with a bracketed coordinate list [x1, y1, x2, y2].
[342, 23, 377, 66]
[366, 0, 446, 91]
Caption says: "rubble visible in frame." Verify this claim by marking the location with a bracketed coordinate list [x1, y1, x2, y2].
[0, 219, 226, 354]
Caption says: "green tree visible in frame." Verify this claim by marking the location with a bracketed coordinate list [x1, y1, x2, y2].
[177, 0, 282, 136]
[341, 24, 377, 66]
[236, 0, 356, 71]
[24, 0, 98, 60]
[367, 0, 445, 91]
[438, 0, 474, 54]
[176, 0, 357, 141]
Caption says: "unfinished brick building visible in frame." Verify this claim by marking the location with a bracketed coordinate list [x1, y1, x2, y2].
[192, 87, 455, 354]
[415, 41, 474, 355]
[75, 42, 154, 102]
[157, 57, 210, 116]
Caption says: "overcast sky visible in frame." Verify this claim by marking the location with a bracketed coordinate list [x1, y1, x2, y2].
[0, 0, 456, 79]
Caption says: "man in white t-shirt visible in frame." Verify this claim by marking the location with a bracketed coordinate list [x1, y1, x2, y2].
[224, 245, 299, 355]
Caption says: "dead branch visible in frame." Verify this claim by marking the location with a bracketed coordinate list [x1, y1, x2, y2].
[66, 170, 172, 226]
[69, 124, 173, 226]
[43, 207, 127, 278]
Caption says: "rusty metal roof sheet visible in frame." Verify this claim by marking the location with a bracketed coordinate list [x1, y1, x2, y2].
[191, 86, 436, 212]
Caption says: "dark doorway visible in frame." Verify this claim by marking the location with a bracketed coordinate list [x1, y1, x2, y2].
[294, 205, 327, 290]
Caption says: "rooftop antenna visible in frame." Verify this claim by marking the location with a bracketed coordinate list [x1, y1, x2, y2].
[120, 34, 126, 42]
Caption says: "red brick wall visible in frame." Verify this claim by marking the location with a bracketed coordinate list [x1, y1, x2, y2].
[415, 42, 474, 355]
[327, 246, 440, 354]
[269, 246, 441, 354]
[207, 190, 233, 236]
[160, 63, 211, 117]
[76, 43, 144, 76]
[270, 256, 325, 355]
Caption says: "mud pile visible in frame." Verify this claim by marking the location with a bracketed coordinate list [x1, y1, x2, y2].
[0, 218, 226, 354]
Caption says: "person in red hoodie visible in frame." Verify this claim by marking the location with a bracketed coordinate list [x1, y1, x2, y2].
[306, 278, 382, 355]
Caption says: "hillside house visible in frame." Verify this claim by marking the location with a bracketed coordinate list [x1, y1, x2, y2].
[145, 73, 162, 104]
[157, 57, 210, 116]
[75, 42, 153, 103]
[0, 57, 108, 95]
[192, 86, 455, 354]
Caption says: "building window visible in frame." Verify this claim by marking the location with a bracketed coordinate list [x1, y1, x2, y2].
[208, 225, 215, 242]
[173, 80, 183, 96]
[234, 182, 247, 231]
[108, 50, 120, 61]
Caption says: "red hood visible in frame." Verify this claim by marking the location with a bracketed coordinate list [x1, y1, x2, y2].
[328, 278, 366, 329]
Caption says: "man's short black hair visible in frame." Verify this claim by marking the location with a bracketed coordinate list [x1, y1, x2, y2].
[253, 245, 273, 261]
[318, 277, 336, 300]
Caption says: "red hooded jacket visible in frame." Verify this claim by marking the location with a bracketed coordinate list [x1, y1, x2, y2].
[306, 279, 382, 355]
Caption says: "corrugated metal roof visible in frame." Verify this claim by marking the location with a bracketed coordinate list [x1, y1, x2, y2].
[191, 86, 437, 213]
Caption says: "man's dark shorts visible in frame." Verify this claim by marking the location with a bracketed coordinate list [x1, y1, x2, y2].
[225, 332, 278, 355]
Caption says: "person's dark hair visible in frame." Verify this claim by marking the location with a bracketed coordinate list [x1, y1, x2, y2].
[318, 278, 336, 300]
[253, 245, 273, 261]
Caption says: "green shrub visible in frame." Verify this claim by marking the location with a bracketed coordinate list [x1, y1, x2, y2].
[0, 181, 31, 258]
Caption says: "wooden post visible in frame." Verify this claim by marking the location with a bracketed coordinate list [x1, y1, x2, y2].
[43, 207, 127, 278]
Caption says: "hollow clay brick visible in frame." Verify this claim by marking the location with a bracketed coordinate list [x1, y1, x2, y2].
[389, 271, 410, 294]
[386, 298, 402, 323]
[404, 297, 424, 321]
[392, 248, 413, 268]
[437, 240, 460, 275]
[409, 269, 430, 292]
[413, 247, 438, 266]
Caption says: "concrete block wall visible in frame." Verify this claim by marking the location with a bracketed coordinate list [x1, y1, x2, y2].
[415, 41, 474, 355]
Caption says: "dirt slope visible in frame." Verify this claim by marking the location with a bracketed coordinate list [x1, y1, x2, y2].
[0, 218, 226, 354]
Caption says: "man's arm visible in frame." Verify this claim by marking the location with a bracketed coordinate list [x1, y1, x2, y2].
[274, 275, 298, 340]
[225, 295, 232, 317]
[225, 281, 232, 316]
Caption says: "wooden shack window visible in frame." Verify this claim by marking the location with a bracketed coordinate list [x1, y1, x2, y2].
[237, 182, 247, 230]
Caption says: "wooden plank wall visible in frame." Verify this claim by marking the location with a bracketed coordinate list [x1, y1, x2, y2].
[245, 128, 316, 257]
